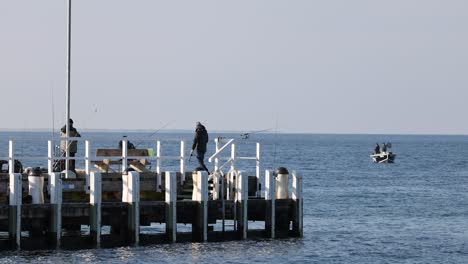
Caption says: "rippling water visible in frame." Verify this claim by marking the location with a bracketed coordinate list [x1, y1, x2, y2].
[1, 132, 467, 263]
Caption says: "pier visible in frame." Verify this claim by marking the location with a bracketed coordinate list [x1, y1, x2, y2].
[0, 137, 302, 250]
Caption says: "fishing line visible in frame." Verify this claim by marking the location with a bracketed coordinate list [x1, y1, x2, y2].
[133, 121, 173, 148]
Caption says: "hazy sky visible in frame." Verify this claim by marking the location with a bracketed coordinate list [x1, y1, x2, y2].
[1, 0, 467, 134]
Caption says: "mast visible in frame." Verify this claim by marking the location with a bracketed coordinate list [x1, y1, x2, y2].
[65, 0, 72, 177]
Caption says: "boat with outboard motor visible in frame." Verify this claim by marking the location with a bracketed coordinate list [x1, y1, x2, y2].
[370, 142, 396, 163]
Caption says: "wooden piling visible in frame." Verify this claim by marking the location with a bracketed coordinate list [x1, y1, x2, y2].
[192, 171, 208, 242]
[292, 171, 303, 237]
[265, 170, 276, 239]
[48, 172, 62, 248]
[8, 173, 22, 249]
[123, 171, 140, 245]
[165, 171, 177, 243]
[90, 172, 102, 246]
[236, 172, 248, 239]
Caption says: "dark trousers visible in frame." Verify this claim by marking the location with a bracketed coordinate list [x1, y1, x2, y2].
[57, 151, 76, 172]
[196, 151, 209, 173]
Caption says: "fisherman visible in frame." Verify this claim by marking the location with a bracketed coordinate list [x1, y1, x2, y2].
[374, 143, 380, 154]
[60, 118, 81, 173]
[118, 137, 136, 150]
[381, 143, 387, 153]
[190, 121, 209, 173]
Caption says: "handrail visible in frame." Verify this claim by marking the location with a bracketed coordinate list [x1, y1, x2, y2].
[208, 138, 234, 162]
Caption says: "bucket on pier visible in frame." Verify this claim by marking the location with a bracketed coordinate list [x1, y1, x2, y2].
[275, 167, 289, 199]
[28, 167, 44, 204]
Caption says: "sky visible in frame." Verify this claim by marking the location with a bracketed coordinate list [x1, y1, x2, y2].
[1, 0, 467, 134]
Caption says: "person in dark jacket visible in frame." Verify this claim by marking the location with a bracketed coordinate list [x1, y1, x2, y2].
[381, 143, 387, 153]
[190, 122, 209, 173]
[374, 143, 380, 154]
[60, 118, 81, 173]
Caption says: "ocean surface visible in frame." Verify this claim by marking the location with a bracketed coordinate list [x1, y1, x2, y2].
[0, 131, 467, 263]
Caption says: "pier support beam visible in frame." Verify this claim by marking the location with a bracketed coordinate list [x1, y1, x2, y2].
[90, 172, 102, 247]
[292, 171, 303, 237]
[192, 171, 208, 242]
[9, 173, 22, 249]
[265, 170, 276, 239]
[48, 172, 62, 248]
[165, 171, 177, 243]
[123, 171, 140, 245]
[236, 172, 248, 240]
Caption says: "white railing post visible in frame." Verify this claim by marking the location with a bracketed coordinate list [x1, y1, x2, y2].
[230, 143, 236, 171]
[236, 172, 248, 239]
[180, 140, 185, 184]
[121, 138, 128, 173]
[265, 170, 275, 238]
[48, 140, 53, 174]
[256, 142, 260, 197]
[49, 172, 62, 248]
[85, 140, 90, 194]
[292, 171, 303, 237]
[213, 138, 221, 200]
[9, 172, 22, 249]
[90, 171, 102, 247]
[156, 141, 161, 191]
[8, 140, 14, 174]
[156, 140, 161, 174]
[165, 171, 177, 243]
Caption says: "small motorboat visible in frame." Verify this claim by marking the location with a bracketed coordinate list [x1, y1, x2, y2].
[370, 142, 396, 163]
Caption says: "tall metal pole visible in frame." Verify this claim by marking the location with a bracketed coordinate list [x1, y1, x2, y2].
[65, 0, 72, 177]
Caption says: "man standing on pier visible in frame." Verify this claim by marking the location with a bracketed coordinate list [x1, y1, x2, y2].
[59, 118, 81, 173]
[190, 121, 210, 173]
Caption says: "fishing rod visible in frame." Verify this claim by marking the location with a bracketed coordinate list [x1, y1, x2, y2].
[240, 128, 274, 139]
[132, 121, 173, 148]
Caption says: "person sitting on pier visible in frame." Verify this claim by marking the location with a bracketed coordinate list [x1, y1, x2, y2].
[190, 122, 210, 173]
[60, 118, 81, 173]
[374, 143, 380, 154]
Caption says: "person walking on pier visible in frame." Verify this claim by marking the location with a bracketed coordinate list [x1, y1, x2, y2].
[190, 121, 210, 173]
[60, 118, 81, 173]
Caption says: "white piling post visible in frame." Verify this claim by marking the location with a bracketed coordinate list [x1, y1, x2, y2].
[121, 138, 128, 173]
[256, 142, 260, 197]
[265, 170, 275, 238]
[236, 171, 248, 239]
[227, 144, 236, 200]
[9, 172, 22, 249]
[165, 171, 177, 243]
[194, 171, 208, 242]
[85, 140, 90, 194]
[90, 172, 102, 246]
[292, 171, 303, 237]
[123, 171, 140, 245]
[49, 172, 62, 247]
[180, 140, 185, 185]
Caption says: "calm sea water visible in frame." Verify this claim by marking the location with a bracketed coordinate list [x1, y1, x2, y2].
[0, 132, 467, 263]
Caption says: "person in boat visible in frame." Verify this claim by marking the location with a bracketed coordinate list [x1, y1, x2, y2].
[374, 143, 380, 154]
[381, 143, 387, 153]
[60, 118, 81, 173]
[190, 121, 209, 173]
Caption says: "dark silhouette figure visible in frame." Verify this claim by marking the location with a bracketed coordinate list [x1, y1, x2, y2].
[374, 143, 380, 154]
[190, 122, 209, 173]
[59, 118, 81, 173]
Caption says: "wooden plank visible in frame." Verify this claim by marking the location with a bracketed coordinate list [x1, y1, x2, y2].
[96, 149, 149, 157]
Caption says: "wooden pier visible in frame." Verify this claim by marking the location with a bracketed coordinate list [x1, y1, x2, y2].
[0, 138, 303, 250]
